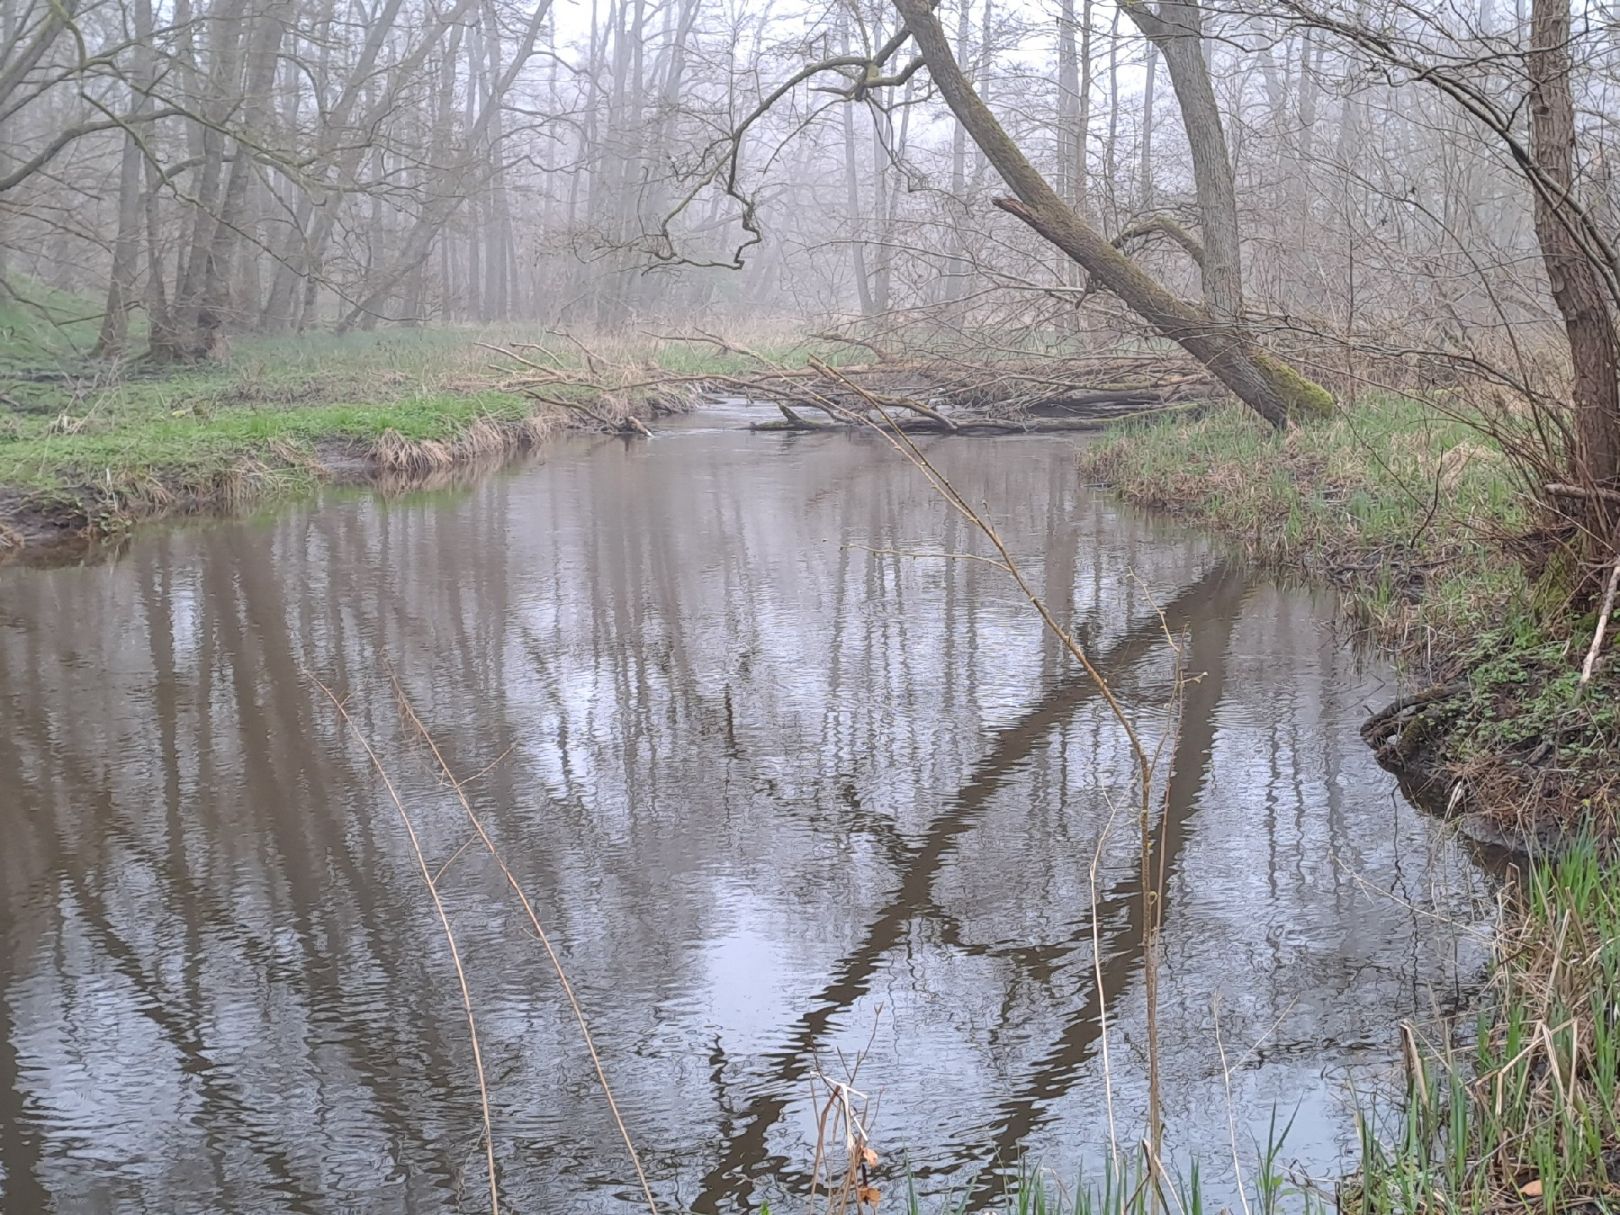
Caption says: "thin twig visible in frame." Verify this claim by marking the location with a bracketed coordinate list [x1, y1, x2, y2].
[388, 672, 661, 1215]
[311, 676, 502, 1215]
[804, 358, 1171, 1191]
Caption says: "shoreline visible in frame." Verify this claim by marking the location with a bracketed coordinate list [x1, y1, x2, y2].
[0, 331, 693, 564]
[0, 408, 624, 564]
[1083, 403, 1620, 1209]
[1079, 399, 1617, 849]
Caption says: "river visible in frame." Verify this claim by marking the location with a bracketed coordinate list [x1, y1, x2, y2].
[0, 405, 1492, 1213]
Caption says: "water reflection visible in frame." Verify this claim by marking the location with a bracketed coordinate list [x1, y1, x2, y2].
[0, 420, 1490, 1213]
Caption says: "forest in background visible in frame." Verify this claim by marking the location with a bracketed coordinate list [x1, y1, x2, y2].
[0, 0, 1602, 364]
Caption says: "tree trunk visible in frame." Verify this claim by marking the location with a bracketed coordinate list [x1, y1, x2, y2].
[1123, 0, 1242, 320]
[841, 22, 876, 317]
[159, 0, 248, 360]
[1075, 0, 1092, 219]
[1528, 0, 1620, 550]
[192, 0, 288, 352]
[96, 93, 146, 356]
[135, 0, 172, 348]
[1104, 6, 1121, 227]
[1057, 0, 1079, 207]
[888, 0, 1331, 429]
[1139, 43, 1157, 211]
[943, 0, 972, 309]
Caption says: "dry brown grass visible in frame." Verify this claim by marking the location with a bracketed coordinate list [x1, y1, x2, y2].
[367, 409, 573, 477]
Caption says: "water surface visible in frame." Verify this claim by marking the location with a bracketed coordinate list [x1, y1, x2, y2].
[0, 411, 1491, 1213]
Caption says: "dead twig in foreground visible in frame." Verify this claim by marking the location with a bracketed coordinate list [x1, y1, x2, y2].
[311, 675, 503, 1215]
[389, 671, 661, 1215]
[1580, 550, 1620, 685]
[803, 359, 1172, 1196]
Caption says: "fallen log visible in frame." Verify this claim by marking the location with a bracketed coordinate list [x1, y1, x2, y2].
[751, 402, 1200, 434]
[486, 334, 1217, 435]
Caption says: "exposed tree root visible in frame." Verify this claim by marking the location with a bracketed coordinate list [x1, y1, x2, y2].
[1360, 681, 1467, 769]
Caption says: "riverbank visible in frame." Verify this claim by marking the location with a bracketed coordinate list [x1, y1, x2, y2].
[1080, 396, 1618, 847]
[0, 326, 810, 559]
[1073, 400, 1619, 1214]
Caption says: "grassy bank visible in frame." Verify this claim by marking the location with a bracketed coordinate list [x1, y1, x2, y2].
[1078, 402, 1620, 1209]
[1, 333, 542, 552]
[1080, 397, 1617, 840]
[0, 307, 834, 555]
[1351, 843, 1620, 1214]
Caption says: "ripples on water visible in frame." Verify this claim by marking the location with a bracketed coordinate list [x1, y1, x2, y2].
[0, 415, 1493, 1213]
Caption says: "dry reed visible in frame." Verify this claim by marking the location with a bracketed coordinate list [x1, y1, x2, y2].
[387, 671, 661, 1215]
[310, 674, 503, 1215]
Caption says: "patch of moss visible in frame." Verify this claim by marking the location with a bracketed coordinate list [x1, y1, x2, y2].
[1254, 351, 1335, 421]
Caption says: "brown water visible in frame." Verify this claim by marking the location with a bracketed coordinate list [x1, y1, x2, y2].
[0, 407, 1492, 1214]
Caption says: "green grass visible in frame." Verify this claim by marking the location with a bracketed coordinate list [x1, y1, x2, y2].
[889, 1147, 1329, 1215]
[1348, 844, 1620, 1214]
[0, 325, 549, 538]
[1081, 395, 1619, 829]
[1080, 395, 1532, 649]
[0, 319, 848, 544]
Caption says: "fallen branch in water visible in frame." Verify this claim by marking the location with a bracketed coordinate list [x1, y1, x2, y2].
[748, 401, 1198, 434]
[484, 331, 1217, 435]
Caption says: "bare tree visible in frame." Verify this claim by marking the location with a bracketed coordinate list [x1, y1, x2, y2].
[1527, 0, 1620, 551]
[884, 0, 1333, 428]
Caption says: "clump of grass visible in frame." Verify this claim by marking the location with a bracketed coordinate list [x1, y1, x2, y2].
[895, 1160, 1326, 1215]
[1082, 396, 1620, 833]
[777, 1135, 1334, 1215]
[1349, 843, 1620, 1213]
[1080, 396, 1530, 654]
[1443, 627, 1620, 837]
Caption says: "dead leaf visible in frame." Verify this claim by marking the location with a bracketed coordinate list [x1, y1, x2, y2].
[856, 1185, 880, 1208]
[860, 1146, 879, 1168]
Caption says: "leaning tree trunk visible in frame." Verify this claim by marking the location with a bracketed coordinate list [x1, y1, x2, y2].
[1122, 0, 1242, 321]
[887, 0, 1331, 429]
[1527, 0, 1620, 559]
